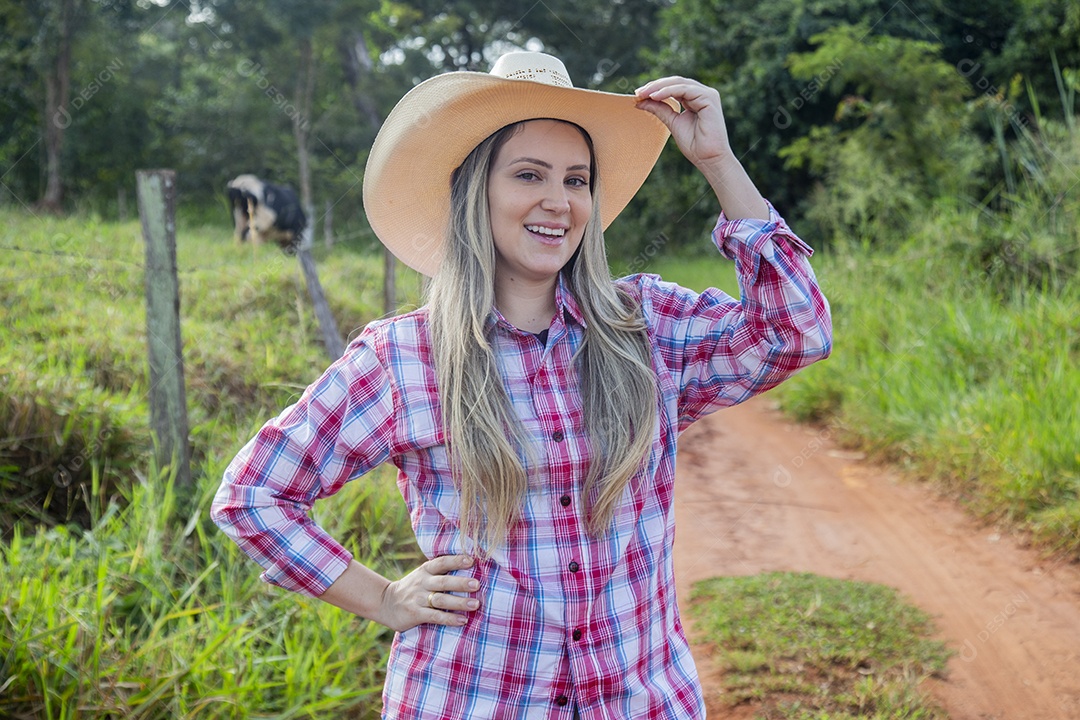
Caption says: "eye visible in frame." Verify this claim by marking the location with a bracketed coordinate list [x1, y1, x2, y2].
[516, 171, 541, 181]
[566, 176, 589, 188]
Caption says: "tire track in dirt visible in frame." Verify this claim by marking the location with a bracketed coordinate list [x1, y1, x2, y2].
[672, 397, 1080, 719]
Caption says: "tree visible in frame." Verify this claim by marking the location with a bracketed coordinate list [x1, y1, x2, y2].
[780, 24, 983, 242]
[630, 0, 1020, 254]
[39, 0, 82, 212]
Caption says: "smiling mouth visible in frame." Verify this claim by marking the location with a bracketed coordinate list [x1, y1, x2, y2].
[525, 224, 566, 237]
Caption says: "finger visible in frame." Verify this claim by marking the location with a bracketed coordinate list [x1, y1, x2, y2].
[634, 76, 692, 98]
[635, 97, 681, 128]
[426, 607, 470, 627]
[427, 590, 481, 613]
[642, 83, 719, 113]
[430, 574, 482, 594]
[636, 78, 711, 105]
[424, 554, 474, 575]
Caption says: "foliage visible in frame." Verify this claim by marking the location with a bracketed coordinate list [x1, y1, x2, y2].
[632, 0, 1027, 255]
[0, 208, 425, 717]
[688, 572, 949, 719]
[1, 0, 1076, 261]
[779, 23, 985, 243]
[986, 0, 1080, 125]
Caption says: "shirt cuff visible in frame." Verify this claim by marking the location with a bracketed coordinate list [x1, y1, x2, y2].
[261, 530, 354, 598]
[712, 200, 814, 259]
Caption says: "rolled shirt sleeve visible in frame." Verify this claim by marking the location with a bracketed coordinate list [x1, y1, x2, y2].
[637, 201, 832, 430]
[211, 332, 396, 597]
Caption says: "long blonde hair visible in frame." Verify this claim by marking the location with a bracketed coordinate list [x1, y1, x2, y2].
[427, 121, 657, 553]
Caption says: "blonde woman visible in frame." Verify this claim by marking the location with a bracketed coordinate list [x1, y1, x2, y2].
[213, 52, 832, 719]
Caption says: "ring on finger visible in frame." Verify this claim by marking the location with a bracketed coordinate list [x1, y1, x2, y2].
[427, 591, 438, 608]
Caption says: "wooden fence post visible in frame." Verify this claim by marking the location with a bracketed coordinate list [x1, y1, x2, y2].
[298, 205, 345, 360]
[136, 169, 192, 486]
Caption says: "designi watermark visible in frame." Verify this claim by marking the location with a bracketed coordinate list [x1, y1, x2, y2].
[53, 58, 124, 129]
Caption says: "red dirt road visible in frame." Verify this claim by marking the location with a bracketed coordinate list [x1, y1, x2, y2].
[672, 397, 1080, 719]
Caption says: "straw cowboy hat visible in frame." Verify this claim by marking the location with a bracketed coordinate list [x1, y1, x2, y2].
[362, 51, 674, 276]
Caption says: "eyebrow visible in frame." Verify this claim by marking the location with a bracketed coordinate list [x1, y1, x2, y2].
[508, 157, 590, 172]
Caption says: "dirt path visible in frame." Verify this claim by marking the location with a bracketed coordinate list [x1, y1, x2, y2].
[672, 397, 1080, 720]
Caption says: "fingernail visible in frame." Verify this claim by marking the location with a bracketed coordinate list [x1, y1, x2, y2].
[468, 600, 479, 609]
[468, 580, 479, 590]
[461, 556, 473, 566]
[457, 616, 467, 625]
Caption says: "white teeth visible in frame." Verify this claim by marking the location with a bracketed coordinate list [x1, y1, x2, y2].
[525, 225, 565, 237]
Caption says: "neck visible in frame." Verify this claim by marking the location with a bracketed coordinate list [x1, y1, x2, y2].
[494, 273, 559, 333]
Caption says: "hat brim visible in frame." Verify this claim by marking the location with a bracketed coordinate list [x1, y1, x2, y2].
[362, 72, 671, 277]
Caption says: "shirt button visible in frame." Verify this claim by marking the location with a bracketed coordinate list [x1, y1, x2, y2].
[572, 628, 583, 641]
[552, 429, 564, 442]
[560, 495, 571, 507]
[555, 695, 569, 707]
[568, 561, 580, 573]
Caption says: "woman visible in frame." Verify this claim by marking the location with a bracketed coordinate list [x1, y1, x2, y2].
[212, 51, 831, 718]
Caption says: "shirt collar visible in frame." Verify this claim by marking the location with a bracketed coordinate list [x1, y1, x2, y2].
[485, 272, 588, 334]
[554, 272, 588, 329]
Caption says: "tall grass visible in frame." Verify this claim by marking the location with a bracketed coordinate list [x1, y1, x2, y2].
[1, 463, 419, 719]
[0, 210, 424, 718]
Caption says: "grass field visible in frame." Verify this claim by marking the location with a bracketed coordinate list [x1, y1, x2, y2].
[1, 211, 425, 718]
[1, 204, 1073, 717]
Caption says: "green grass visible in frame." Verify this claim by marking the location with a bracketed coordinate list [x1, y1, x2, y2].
[1, 464, 420, 719]
[689, 572, 950, 719]
[615, 248, 740, 297]
[0, 210, 425, 529]
[0, 209, 425, 718]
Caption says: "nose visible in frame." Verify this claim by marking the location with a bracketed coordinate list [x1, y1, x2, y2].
[540, 183, 570, 214]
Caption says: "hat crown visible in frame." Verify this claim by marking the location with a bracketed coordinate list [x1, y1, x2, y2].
[489, 51, 573, 89]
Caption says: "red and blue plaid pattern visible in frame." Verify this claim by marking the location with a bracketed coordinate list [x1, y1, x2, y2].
[212, 203, 832, 719]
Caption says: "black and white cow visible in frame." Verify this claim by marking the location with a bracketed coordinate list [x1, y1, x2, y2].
[227, 174, 307, 251]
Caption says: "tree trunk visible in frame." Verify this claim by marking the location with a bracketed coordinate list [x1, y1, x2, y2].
[338, 30, 383, 129]
[338, 29, 398, 315]
[324, 199, 334, 248]
[384, 245, 396, 313]
[293, 36, 315, 215]
[41, 0, 76, 212]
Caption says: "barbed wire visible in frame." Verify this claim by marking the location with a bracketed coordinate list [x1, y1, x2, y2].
[0, 241, 322, 283]
[0, 242, 144, 267]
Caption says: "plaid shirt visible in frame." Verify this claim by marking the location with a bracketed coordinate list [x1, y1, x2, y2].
[212, 203, 832, 719]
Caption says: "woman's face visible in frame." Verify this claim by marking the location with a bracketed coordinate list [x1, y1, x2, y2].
[487, 120, 592, 287]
